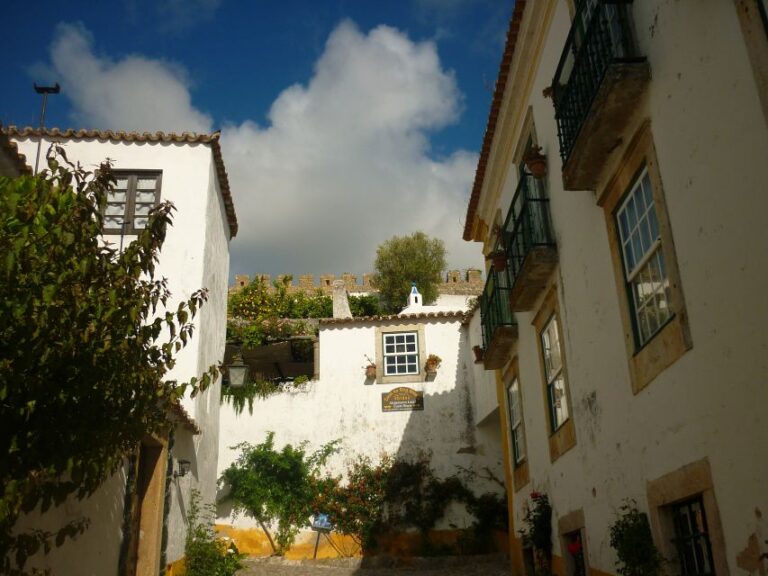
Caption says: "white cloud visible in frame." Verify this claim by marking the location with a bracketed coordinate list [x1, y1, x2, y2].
[45, 21, 483, 278]
[49, 23, 213, 134]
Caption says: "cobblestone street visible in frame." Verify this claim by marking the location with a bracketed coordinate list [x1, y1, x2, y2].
[237, 555, 511, 576]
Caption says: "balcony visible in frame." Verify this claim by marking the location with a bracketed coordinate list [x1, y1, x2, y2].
[480, 267, 518, 370]
[552, 0, 649, 190]
[502, 174, 558, 311]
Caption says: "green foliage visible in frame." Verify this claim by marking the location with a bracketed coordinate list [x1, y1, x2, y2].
[227, 318, 313, 348]
[520, 491, 552, 569]
[0, 149, 217, 572]
[371, 232, 447, 312]
[313, 455, 393, 551]
[348, 294, 381, 317]
[229, 276, 332, 321]
[219, 432, 339, 555]
[314, 454, 507, 556]
[609, 500, 663, 576]
[220, 375, 311, 415]
[185, 490, 243, 576]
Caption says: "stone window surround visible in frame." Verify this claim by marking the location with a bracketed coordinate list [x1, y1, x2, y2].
[532, 285, 576, 462]
[646, 458, 730, 576]
[374, 323, 426, 384]
[598, 120, 692, 394]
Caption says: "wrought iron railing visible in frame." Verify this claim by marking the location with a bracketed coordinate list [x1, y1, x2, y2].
[480, 266, 515, 350]
[552, 0, 642, 163]
[502, 174, 555, 289]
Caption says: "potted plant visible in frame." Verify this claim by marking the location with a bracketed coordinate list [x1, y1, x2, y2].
[425, 354, 442, 374]
[472, 345, 484, 363]
[364, 355, 376, 379]
[524, 145, 547, 179]
[488, 249, 507, 271]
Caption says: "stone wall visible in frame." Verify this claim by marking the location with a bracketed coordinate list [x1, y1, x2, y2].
[231, 269, 483, 296]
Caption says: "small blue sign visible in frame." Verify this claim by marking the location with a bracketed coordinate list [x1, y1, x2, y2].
[311, 513, 333, 532]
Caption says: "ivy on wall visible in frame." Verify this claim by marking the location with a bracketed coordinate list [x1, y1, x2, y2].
[220, 376, 310, 415]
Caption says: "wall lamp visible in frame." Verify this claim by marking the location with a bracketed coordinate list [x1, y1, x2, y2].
[226, 351, 249, 389]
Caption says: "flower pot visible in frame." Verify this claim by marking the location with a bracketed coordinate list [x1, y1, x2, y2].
[490, 250, 507, 272]
[365, 365, 376, 379]
[426, 361, 438, 374]
[472, 345, 484, 363]
[524, 146, 547, 179]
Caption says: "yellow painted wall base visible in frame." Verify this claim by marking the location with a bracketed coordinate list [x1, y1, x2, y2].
[214, 525, 509, 559]
[165, 557, 185, 576]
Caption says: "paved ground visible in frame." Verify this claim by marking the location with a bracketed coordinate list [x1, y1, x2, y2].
[237, 555, 511, 576]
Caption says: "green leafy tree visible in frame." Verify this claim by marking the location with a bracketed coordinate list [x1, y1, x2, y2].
[0, 149, 217, 573]
[219, 432, 339, 555]
[371, 232, 447, 312]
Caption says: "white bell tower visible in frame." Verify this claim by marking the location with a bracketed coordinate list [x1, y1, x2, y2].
[408, 282, 423, 309]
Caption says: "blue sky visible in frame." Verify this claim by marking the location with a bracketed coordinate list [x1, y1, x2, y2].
[2, 0, 512, 279]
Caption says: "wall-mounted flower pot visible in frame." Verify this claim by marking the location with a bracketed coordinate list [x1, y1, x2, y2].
[489, 250, 507, 272]
[365, 365, 377, 379]
[472, 345, 485, 364]
[524, 146, 547, 179]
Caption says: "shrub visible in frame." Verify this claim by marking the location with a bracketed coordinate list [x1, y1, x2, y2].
[609, 500, 663, 576]
[185, 490, 243, 576]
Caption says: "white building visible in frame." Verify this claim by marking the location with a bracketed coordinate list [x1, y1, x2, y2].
[216, 284, 506, 558]
[464, 2, 768, 576]
[8, 127, 237, 576]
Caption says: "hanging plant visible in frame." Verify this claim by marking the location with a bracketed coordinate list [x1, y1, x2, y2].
[425, 354, 442, 374]
[489, 250, 507, 272]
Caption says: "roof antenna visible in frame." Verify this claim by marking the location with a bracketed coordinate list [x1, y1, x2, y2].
[33, 83, 60, 174]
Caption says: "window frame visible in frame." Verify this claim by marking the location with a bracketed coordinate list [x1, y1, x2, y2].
[614, 166, 674, 348]
[598, 121, 691, 394]
[382, 331, 419, 377]
[374, 324, 426, 384]
[103, 170, 163, 236]
[506, 377, 526, 466]
[540, 313, 569, 432]
[532, 286, 576, 462]
[502, 359, 530, 492]
[669, 496, 716, 576]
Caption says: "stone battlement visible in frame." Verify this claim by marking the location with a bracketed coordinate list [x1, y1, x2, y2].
[231, 270, 483, 296]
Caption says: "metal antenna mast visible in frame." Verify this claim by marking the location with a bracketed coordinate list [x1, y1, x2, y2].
[33, 83, 60, 174]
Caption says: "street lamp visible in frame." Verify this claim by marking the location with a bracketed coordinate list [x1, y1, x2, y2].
[226, 352, 249, 388]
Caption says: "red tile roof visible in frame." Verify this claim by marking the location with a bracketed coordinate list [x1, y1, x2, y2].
[463, 1, 527, 241]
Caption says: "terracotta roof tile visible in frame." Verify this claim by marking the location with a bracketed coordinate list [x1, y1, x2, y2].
[6, 126, 238, 237]
[319, 310, 467, 325]
[0, 128, 32, 176]
[463, 1, 527, 241]
[170, 401, 200, 434]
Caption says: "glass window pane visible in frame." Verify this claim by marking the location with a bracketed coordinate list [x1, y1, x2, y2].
[108, 190, 127, 203]
[406, 343, 416, 352]
[136, 177, 157, 189]
[106, 203, 125, 216]
[114, 177, 128, 189]
[136, 190, 156, 203]
[551, 374, 569, 428]
[648, 208, 659, 241]
[618, 210, 629, 241]
[626, 195, 638, 230]
[104, 216, 123, 228]
[134, 204, 153, 217]
[133, 217, 148, 229]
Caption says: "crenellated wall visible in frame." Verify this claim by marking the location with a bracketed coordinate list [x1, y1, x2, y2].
[231, 269, 483, 296]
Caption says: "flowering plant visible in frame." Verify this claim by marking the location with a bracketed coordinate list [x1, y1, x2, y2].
[568, 538, 583, 555]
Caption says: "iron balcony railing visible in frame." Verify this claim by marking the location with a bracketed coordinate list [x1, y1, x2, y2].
[502, 173, 556, 289]
[552, 0, 642, 163]
[480, 266, 515, 351]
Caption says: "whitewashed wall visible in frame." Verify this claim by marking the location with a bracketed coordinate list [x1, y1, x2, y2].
[482, 1, 768, 573]
[12, 136, 232, 574]
[217, 316, 505, 534]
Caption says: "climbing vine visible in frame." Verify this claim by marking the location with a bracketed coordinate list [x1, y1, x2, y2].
[609, 499, 663, 576]
[220, 376, 310, 415]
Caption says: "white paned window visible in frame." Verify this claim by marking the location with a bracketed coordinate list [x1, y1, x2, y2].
[616, 167, 671, 346]
[541, 315, 569, 432]
[383, 332, 419, 376]
[507, 378, 526, 465]
[104, 171, 162, 235]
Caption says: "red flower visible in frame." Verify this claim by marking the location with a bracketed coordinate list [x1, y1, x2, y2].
[568, 539, 582, 555]
[530, 490, 542, 500]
